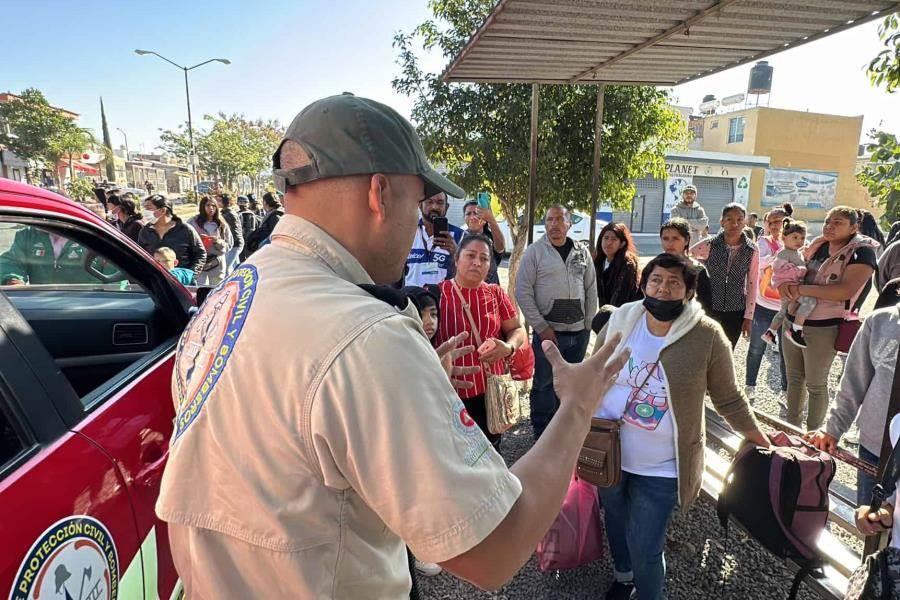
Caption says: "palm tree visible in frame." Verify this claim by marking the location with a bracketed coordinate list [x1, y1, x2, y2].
[48, 124, 96, 185]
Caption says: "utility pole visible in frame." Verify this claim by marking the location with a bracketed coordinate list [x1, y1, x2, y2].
[134, 50, 230, 195]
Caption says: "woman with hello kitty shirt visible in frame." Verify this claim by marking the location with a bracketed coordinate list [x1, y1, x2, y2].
[591, 252, 768, 600]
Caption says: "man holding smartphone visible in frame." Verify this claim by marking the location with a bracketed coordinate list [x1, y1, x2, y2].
[404, 191, 464, 287]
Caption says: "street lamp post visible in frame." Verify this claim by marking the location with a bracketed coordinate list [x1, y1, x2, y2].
[116, 128, 129, 158]
[134, 50, 230, 195]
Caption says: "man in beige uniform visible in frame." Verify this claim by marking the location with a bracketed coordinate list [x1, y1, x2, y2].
[156, 93, 628, 598]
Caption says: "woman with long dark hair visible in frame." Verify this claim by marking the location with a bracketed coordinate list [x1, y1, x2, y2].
[138, 195, 206, 274]
[658, 217, 711, 312]
[594, 222, 642, 307]
[462, 200, 505, 285]
[105, 193, 143, 242]
[188, 196, 234, 286]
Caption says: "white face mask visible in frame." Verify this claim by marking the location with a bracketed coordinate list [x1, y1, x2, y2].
[142, 209, 158, 224]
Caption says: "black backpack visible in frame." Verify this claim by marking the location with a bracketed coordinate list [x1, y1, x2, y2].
[241, 211, 260, 237]
[717, 432, 836, 599]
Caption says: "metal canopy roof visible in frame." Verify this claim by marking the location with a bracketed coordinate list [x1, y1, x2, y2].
[443, 0, 900, 85]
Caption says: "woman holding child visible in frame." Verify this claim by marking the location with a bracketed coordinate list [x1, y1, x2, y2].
[778, 206, 878, 430]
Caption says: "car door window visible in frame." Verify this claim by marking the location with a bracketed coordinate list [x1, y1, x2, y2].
[0, 403, 28, 472]
[0, 221, 180, 407]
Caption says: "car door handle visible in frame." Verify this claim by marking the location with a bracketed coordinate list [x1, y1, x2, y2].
[135, 444, 168, 487]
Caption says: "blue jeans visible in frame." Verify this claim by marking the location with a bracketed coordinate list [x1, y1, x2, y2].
[225, 247, 241, 275]
[530, 329, 590, 440]
[599, 472, 679, 600]
[858, 445, 879, 506]
[745, 304, 787, 391]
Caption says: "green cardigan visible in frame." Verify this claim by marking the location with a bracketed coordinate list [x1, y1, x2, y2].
[595, 299, 760, 509]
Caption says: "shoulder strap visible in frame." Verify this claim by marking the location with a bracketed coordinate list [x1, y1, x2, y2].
[876, 319, 900, 488]
[451, 280, 483, 347]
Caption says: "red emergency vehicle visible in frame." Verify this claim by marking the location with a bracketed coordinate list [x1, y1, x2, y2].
[0, 180, 191, 600]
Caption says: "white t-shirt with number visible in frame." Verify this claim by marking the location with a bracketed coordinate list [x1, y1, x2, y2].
[594, 314, 677, 478]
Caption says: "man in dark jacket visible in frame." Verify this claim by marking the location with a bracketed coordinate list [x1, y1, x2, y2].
[237, 196, 260, 261]
[245, 192, 283, 256]
[217, 193, 244, 274]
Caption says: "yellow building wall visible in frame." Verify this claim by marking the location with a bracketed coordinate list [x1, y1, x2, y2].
[700, 107, 873, 222]
[699, 109, 758, 156]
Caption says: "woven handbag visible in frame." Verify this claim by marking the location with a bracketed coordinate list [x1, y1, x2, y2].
[451, 282, 519, 434]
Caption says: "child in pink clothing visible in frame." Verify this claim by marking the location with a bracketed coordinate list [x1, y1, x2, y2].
[763, 220, 816, 347]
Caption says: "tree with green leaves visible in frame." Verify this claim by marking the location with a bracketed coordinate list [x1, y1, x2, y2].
[50, 124, 96, 184]
[100, 98, 116, 182]
[0, 88, 78, 184]
[858, 14, 900, 225]
[159, 113, 283, 191]
[393, 0, 688, 288]
[65, 176, 97, 203]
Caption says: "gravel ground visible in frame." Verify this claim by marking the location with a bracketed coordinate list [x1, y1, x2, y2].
[419, 394, 820, 600]
[418, 267, 877, 599]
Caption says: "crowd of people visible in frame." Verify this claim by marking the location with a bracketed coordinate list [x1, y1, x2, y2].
[400, 177, 900, 598]
[94, 186, 285, 285]
[127, 94, 900, 600]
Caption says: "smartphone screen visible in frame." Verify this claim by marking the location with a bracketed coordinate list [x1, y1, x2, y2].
[432, 217, 449, 237]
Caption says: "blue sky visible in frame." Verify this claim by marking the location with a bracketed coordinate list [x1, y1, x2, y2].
[2, 1, 896, 153]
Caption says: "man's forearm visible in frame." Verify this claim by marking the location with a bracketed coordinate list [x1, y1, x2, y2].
[439, 403, 590, 589]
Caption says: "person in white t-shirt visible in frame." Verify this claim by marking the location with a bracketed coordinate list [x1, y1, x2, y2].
[404, 192, 464, 287]
[592, 253, 768, 600]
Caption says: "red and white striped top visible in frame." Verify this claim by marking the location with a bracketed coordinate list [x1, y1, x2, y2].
[435, 280, 518, 399]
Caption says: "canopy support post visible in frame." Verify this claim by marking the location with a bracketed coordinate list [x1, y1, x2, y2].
[527, 83, 540, 245]
[589, 84, 606, 253]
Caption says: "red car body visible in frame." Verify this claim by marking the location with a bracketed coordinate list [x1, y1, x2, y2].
[0, 180, 193, 600]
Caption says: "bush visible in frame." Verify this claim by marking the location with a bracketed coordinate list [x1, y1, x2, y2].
[65, 177, 97, 202]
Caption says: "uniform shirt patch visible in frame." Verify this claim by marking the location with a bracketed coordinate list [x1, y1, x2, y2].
[173, 265, 259, 440]
[451, 398, 491, 466]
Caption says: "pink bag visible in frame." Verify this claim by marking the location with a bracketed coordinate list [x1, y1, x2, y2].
[536, 475, 606, 572]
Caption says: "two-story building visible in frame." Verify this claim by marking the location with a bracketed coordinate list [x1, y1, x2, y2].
[694, 106, 871, 223]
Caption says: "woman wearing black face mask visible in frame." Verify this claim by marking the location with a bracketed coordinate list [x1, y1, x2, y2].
[590, 253, 768, 600]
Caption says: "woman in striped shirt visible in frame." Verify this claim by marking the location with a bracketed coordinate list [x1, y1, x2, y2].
[435, 234, 527, 450]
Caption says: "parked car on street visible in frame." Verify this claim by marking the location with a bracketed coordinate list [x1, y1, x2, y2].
[0, 179, 192, 600]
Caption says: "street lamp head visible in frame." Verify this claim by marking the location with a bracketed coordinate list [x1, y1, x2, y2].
[134, 49, 151, 56]
[215, 59, 231, 65]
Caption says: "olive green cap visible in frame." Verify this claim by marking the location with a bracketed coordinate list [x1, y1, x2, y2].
[272, 93, 464, 198]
